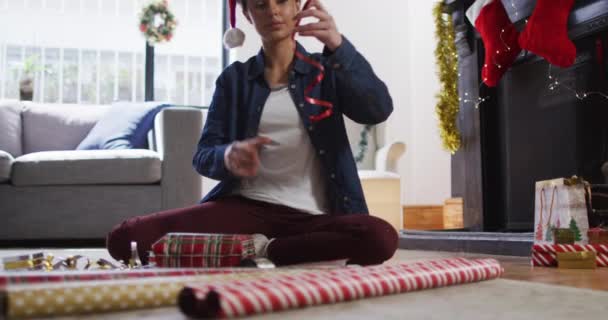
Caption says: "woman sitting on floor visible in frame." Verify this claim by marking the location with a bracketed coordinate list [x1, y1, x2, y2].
[107, 0, 397, 266]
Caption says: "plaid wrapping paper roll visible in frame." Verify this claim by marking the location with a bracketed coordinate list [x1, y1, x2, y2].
[178, 258, 504, 318]
[150, 233, 257, 268]
[531, 244, 608, 267]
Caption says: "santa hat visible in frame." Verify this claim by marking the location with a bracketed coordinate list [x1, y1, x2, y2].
[223, 0, 246, 49]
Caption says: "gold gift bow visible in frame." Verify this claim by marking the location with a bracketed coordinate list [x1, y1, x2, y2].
[3, 242, 143, 271]
[3, 253, 129, 272]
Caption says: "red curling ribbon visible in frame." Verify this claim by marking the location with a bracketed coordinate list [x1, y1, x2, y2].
[292, 0, 333, 122]
[294, 50, 333, 122]
[292, 0, 312, 40]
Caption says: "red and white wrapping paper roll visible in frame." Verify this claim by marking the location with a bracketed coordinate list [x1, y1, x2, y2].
[0, 267, 259, 289]
[179, 258, 504, 318]
[531, 244, 608, 267]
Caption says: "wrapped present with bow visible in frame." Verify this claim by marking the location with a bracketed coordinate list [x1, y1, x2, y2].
[531, 243, 608, 267]
[149, 233, 258, 268]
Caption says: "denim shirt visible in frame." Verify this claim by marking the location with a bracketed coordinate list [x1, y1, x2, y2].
[193, 37, 393, 215]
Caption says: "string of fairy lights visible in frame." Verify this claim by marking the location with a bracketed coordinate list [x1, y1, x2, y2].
[548, 65, 608, 100]
[460, 0, 608, 109]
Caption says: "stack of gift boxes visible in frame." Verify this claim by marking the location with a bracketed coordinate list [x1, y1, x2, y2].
[532, 177, 608, 269]
[531, 227, 608, 269]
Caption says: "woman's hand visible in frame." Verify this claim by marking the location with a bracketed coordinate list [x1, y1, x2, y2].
[294, 0, 343, 51]
[224, 136, 273, 177]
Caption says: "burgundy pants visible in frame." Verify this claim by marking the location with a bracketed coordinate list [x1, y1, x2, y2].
[106, 196, 398, 266]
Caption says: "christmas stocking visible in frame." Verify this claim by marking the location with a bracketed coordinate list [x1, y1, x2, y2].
[466, 0, 521, 87]
[519, 0, 577, 68]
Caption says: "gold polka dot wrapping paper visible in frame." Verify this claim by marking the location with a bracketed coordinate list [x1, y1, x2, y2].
[6, 277, 185, 318]
[2, 270, 300, 318]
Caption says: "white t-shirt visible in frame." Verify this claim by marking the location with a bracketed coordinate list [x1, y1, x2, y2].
[236, 86, 328, 215]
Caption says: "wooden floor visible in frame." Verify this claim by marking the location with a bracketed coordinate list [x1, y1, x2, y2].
[392, 250, 608, 291]
[497, 255, 608, 291]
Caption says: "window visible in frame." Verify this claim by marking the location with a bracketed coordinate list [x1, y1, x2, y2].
[0, 0, 224, 106]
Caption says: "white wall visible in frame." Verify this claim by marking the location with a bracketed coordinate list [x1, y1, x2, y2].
[403, 1, 452, 205]
[233, 0, 451, 205]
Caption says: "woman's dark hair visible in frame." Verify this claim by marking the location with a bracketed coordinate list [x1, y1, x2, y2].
[237, 0, 299, 11]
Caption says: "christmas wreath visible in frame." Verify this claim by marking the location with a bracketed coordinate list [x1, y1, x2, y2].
[139, 0, 177, 45]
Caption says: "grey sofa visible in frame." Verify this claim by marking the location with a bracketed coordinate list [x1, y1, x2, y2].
[0, 100, 204, 240]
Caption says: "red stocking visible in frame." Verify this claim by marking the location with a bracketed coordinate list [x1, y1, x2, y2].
[519, 0, 577, 68]
[467, 0, 522, 87]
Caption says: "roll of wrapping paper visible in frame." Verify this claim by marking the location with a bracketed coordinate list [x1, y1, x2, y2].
[2, 269, 301, 319]
[178, 258, 504, 318]
[0, 267, 257, 289]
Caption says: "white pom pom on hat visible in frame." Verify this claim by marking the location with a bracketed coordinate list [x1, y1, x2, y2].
[224, 0, 246, 49]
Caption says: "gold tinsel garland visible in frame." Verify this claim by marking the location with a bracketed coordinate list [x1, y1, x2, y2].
[433, 2, 461, 153]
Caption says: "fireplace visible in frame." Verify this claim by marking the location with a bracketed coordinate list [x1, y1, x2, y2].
[450, 0, 608, 232]
[399, 0, 608, 255]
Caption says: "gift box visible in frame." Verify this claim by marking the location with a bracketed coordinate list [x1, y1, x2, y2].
[150, 233, 257, 268]
[557, 252, 597, 269]
[531, 244, 608, 267]
[178, 258, 504, 318]
[587, 227, 608, 245]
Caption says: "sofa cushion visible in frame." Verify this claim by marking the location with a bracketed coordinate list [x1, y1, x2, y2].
[22, 103, 110, 154]
[0, 100, 24, 157]
[11, 150, 162, 186]
[0, 150, 14, 183]
[77, 101, 169, 150]
[344, 117, 377, 170]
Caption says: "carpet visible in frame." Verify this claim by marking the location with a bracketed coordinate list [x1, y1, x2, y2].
[43, 278, 608, 320]
[1, 249, 607, 319]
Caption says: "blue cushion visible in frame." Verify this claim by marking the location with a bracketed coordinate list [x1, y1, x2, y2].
[77, 101, 170, 150]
